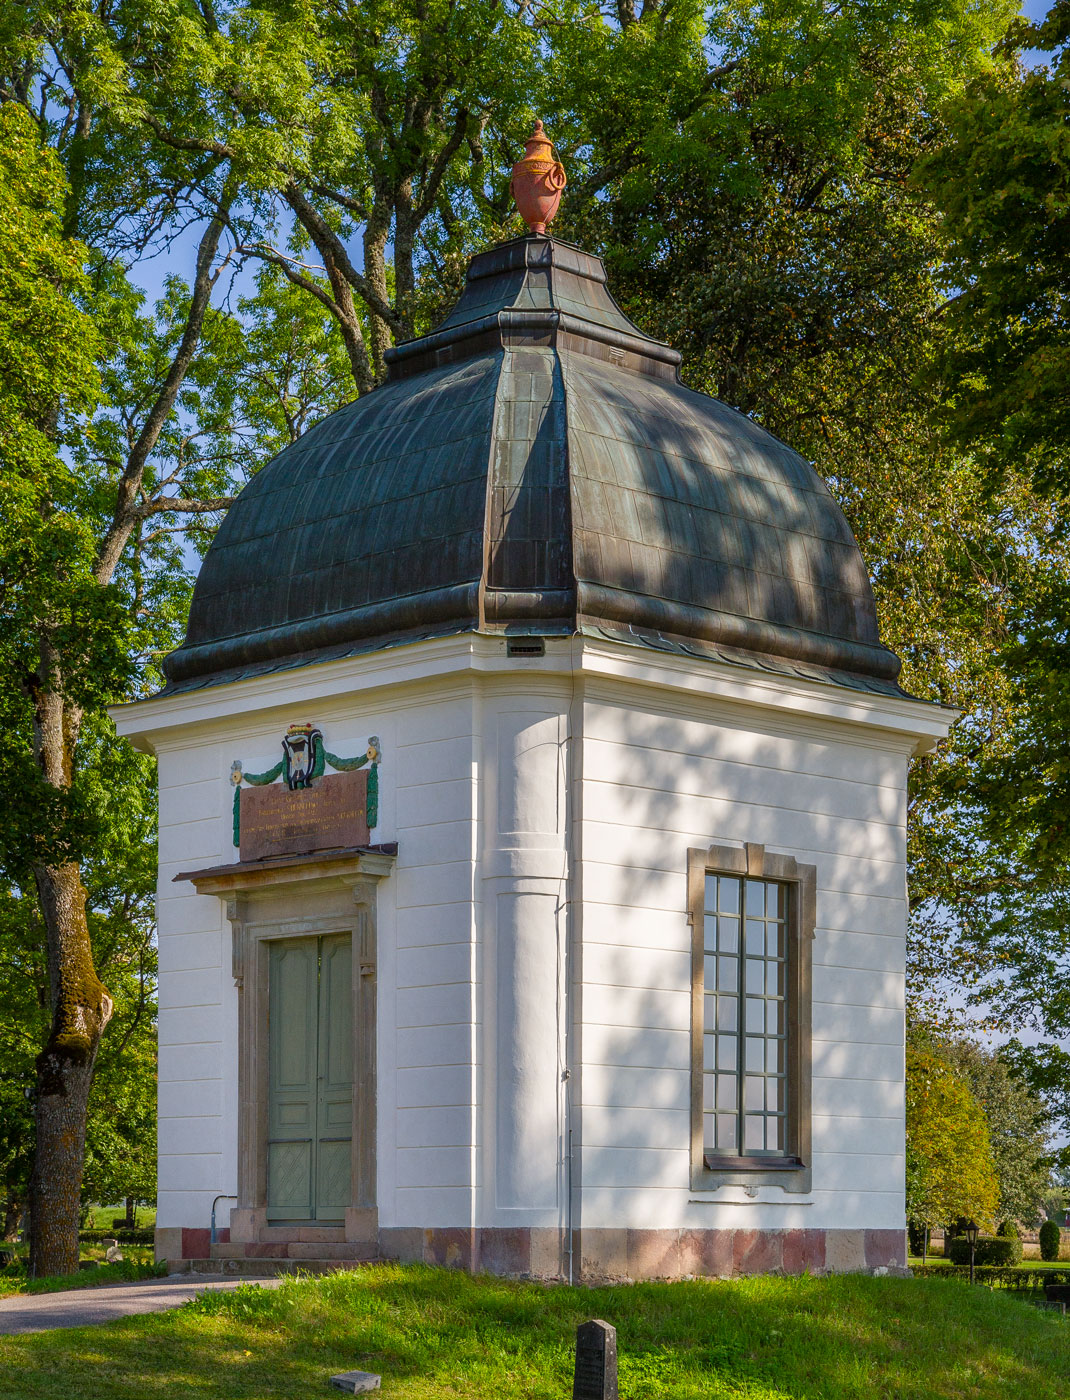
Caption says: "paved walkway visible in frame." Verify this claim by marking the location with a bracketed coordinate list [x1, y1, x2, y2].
[0, 1275, 283, 1335]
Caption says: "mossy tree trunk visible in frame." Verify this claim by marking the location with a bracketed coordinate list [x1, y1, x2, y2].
[28, 679, 113, 1279]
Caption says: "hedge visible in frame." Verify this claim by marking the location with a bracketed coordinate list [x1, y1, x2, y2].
[912, 1265, 1070, 1291]
[946, 1234, 1022, 1266]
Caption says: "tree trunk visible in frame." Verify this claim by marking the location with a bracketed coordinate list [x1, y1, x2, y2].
[364, 201, 394, 379]
[2, 1199, 22, 1243]
[27, 667, 113, 1278]
[393, 178, 416, 341]
[29, 860, 112, 1277]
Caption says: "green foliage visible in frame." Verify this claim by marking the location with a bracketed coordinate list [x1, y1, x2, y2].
[0, 726, 158, 1221]
[917, 1033, 1053, 1225]
[1040, 1218, 1062, 1262]
[0, 103, 132, 747]
[947, 1235, 1022, 1266]
[906, 4, 1070, 1134]
[916, 1, 1070, 496]
[906, 1046, 1000, 1232]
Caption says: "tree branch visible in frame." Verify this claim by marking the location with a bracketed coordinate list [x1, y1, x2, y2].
[134, 495, 236, 520]
[94, 186, 234, 585]
[283, 180, 401, 332]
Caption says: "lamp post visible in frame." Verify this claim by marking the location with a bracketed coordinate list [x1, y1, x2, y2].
[964, 1220, 980, 1285]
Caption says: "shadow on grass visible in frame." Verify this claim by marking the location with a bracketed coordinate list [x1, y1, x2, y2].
[0, 1265, 1067, 1400]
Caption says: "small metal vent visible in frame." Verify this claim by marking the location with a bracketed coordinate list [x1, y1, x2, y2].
[506, 638, 546, 658]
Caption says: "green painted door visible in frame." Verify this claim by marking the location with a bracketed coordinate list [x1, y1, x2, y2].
[267, 935, 353, 1221]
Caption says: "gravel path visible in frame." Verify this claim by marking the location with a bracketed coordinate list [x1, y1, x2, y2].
[0, 1274, 283, 1335]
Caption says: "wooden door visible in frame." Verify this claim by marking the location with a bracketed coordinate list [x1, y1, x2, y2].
[267, 935, 353, 1221]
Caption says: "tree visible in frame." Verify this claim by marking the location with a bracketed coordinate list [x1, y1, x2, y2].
[0, 11, 240, 1272]
[922, 1033, 1052, 1225]
[906, 1046, 1000, 1239]
[907, 3, 1070, 1124]
[916, 1, 1070, 497]
[119, 0, 551, 388]
[0, 728, 158, 1232]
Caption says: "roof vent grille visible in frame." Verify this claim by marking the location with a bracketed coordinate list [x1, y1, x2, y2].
[507, 638, 546, 658]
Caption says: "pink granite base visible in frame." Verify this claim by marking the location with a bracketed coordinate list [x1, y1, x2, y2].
[376, 1226, 906, 1281]
[163, 1224, 906, 1281]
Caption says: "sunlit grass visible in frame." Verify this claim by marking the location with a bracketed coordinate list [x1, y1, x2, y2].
[0, 1244, 163, 1297]
[0, 1264, 1067, 1399]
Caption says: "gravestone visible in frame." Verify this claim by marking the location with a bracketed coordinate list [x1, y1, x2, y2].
[328, 1372, 381, 1394]
[573, 1319, 617, 1400]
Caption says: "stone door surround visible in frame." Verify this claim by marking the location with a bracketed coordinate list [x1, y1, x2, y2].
[177, 846, 395, 1247]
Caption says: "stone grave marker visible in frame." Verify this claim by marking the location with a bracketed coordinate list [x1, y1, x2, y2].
[573, 1319, 617, 1400]
[329, 1371, 381, 1394]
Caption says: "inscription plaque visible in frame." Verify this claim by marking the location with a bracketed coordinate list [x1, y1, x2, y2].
[239, 770, 369, 861]
[573, 1319, 617, 1400]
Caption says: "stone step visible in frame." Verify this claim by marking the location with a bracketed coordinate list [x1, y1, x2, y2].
[259, 1226, 347, 1245]
[172, 1256, 380, 1278]
[210, 1240, 378, 1261]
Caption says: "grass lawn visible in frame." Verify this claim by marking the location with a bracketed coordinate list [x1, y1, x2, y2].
[82, 1204, 157, 1231]
[0, 1244, 162, 1297]
[1, 1264, 1068, 1399]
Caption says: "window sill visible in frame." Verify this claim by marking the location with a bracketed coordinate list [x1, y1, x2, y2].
[692, 1158, 812, 1194]
[703, 1156, 803, 1172]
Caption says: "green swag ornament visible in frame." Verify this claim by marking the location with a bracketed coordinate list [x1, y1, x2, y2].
[230, 723, 380, 846]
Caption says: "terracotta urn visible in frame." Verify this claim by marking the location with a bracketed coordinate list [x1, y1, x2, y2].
[510, 120, 567, 234]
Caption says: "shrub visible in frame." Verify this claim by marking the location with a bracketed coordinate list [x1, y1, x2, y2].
[947, 1234, 1022, 1266]
[1039, 1218, 1062, 1262]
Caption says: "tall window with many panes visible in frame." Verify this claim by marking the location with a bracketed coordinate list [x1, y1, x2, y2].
[689, 844, 814, 1190]
[703, 873, 787, 1158]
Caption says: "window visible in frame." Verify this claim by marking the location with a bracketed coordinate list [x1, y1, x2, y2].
[689, 843, 814, 1192]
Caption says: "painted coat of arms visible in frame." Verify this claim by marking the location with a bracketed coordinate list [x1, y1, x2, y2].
[230, 724, 381, 860]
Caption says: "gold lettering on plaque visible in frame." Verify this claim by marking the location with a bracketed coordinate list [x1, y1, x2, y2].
[239, 770, 370, 861]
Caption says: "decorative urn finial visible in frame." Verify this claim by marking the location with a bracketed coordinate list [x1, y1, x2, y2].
[510, 120, 567, 235]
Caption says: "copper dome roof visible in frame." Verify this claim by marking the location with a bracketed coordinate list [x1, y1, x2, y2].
[163, 235, 901, 695]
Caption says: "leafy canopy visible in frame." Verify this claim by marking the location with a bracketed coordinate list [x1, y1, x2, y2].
[906, 1046, 1000, 1231]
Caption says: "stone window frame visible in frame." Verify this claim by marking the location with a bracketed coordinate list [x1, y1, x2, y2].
[688, 842, 814, 1193]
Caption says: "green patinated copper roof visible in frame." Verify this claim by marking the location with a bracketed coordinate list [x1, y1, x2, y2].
[163, 236, 902, 695]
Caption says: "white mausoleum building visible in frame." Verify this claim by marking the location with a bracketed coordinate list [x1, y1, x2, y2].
[114, 221, 951, 1280]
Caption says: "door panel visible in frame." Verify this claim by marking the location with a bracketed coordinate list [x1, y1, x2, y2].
[267, 934, 353, 1221]
[316, 935, 354, 1220]
[267, 941, 317, 1220]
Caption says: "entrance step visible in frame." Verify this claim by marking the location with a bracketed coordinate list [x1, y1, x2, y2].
[211, 1240, 377, 1262]
[173, 1254, 379, 1278]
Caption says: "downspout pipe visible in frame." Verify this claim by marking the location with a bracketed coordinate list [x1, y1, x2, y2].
[211, 1195, 237, 1245]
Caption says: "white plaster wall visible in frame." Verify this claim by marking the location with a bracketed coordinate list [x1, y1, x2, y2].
[153, 684, 486, 1234]
[574, 684, 912, 1235]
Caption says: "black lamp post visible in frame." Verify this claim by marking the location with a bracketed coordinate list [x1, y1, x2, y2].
[964, 1220, 980, 1285]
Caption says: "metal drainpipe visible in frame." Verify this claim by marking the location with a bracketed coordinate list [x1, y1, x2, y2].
[210, 1195, 237, 1245]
